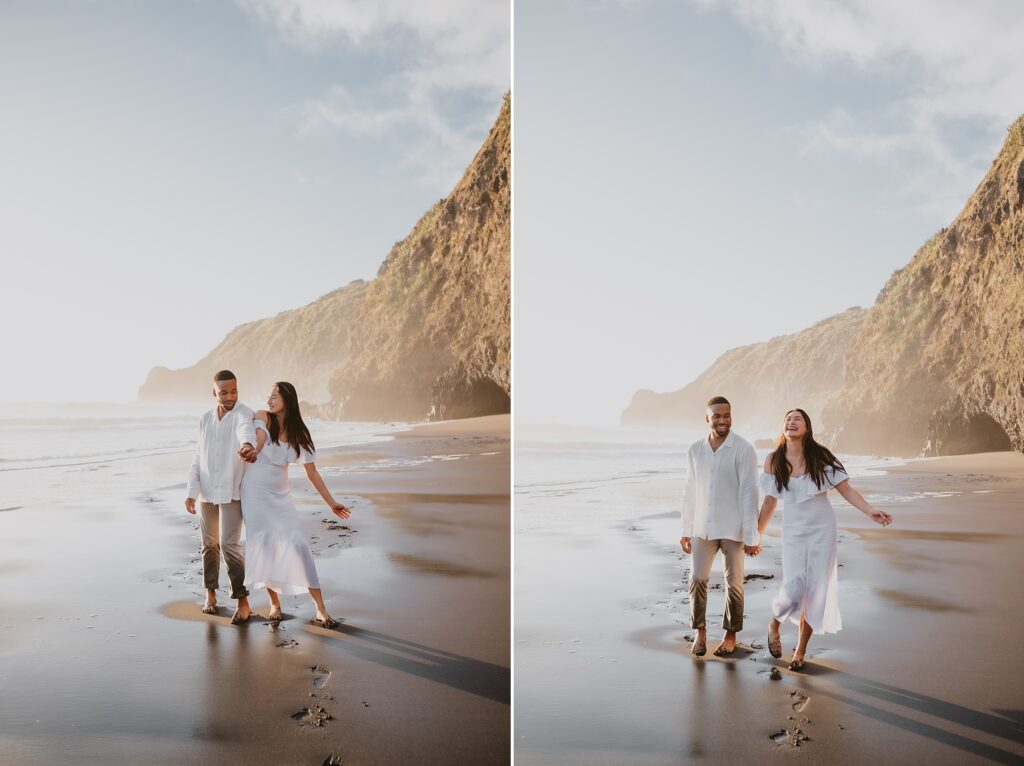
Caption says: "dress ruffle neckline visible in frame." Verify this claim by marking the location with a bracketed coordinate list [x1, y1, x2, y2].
[759, 468, 848, 504]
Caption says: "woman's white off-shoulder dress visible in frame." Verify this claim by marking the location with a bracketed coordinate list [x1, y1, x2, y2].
[240, 420, 321, 595]
[760, 466, 848, 634]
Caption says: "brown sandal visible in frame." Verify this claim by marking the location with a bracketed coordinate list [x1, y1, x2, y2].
[311, 615, 340, 630]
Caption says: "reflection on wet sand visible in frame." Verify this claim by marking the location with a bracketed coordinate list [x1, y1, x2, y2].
[873, 588, 973, 613]
[845, 529, 1011, 543]
[387, 552, 494, 578]
[842, 527, 1012, 572]
[193, 620, 253, 745]
[364, 492, 508, 536]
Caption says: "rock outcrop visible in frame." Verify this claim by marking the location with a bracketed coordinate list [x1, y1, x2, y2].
[824, 115, 1024, 456]
[138, 281, 367, 403]
[328, 94, 511, 421]
[623, 114, 1024, 456]
[139, 95, 510, 422]
[620, 307, 866, 433]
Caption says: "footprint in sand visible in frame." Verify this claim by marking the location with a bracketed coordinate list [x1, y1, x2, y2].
[276, 639, 299, 649]
[291, 705, 334, 727]
[790, 690, 810, 713]
[770, 727, 809, 747]
[311, 664, 332, 689]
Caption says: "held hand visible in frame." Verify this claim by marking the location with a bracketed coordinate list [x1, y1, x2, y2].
[331, 501, 351, 520]
[185, 497, 196, 515]
[869, 508, 893, 526]
[679, 536, 692, 554]
[744, 544, 761, 557]
[237, 444, 257, 463]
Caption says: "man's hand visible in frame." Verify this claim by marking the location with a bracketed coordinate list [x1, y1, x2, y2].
[185, 497, 197, 515]
[238, 443, 257, 463]
[744, 543, 761, 556]
[679, 536, 692, 554]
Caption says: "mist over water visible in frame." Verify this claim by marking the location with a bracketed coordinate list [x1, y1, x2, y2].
[0, 402, 406, 509]
[515, 423, 903, 532]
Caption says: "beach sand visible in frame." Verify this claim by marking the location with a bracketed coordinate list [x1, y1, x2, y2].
[515, 447, 1024, 765]
[0, 415, 509, 766]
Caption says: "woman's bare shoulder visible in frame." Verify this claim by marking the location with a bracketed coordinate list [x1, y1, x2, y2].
[255, 410, 270, 423]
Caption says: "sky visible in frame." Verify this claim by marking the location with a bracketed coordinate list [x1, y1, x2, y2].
[0, 0, 509, 403]
[514, 0, 1024, 426]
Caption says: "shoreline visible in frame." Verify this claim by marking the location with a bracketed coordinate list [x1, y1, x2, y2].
[0, 414, 510, 766]
[515, 445, 1024, 765]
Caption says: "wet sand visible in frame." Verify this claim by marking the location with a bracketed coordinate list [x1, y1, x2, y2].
[515, 449, 1024, 765]
[0, 415, 509, 766]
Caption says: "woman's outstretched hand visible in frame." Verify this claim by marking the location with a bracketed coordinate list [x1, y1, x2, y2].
[330, 501, 351, 520]
[869, 508, 893, 526]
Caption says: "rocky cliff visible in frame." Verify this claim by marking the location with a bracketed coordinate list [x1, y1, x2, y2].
[623, 115, 1024, 456]
[327, 94, 511, 421]
[139, 95, 510, 422]
[620, 307, 867, 433]
[138, 280, 367, 403]
[823, 116, 1024, 456]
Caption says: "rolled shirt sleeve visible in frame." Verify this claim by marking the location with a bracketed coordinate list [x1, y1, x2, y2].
[186, 417, 203, 500]
[681, 445, 697, 536]
[235, 405, 257, 449]
[737, 442, 759, 546]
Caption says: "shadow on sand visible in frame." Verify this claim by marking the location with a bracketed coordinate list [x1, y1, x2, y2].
[304, 621, 510, 705]
[803, 667, 1024, 764]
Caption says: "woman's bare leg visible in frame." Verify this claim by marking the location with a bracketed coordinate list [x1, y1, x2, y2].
[308, 587, 333, 622]
[767, 617, 782, 657]
[267, 587, 282, 619]
[794, 615, 813, 661]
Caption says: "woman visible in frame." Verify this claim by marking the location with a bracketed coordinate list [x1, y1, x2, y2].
[239, 381, 350, 628]
[756, 408, 892, 671]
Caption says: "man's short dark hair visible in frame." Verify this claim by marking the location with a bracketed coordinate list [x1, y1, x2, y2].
[213, 370, 237, 383]
[707, 396, 730, 407]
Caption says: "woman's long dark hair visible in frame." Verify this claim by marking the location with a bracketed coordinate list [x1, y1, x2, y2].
[769, 408, 845, 492]
[268, 381, 315, 460]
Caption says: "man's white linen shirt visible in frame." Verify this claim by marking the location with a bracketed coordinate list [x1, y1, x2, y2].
[680, 430, 759, 545]
[186, 403, 258, 504]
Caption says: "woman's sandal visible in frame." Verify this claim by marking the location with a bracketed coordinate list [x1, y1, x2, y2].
[311, 615, 340, 630]
[768, 626, 782, 659]
[788, 657, 807, 672]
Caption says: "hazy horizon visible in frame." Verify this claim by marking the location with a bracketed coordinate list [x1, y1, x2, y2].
[514, 0, 1024, 426]
[1, 0, 509, 403]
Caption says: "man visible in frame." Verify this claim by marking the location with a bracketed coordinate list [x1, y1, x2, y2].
[680, 396, 760, 657]
[185, 370, 258, 624]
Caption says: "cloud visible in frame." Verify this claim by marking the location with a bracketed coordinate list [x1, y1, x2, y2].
[695, 0, 1024, 214]
[238, 0, 509, 187]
